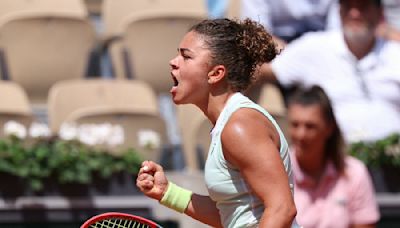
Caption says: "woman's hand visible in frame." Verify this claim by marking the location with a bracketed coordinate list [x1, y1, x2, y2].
[136, 160, 169, 201]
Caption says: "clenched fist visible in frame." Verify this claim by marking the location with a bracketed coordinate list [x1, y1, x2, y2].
[136, 160, 169, 201]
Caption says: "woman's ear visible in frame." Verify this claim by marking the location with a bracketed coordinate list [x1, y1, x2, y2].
[208, 65, 226, 84]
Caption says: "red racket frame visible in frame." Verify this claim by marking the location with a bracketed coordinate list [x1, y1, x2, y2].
[80, 212, 162, 228]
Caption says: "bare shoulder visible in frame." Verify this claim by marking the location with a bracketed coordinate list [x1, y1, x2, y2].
[222, 108, 279, 144]
[221, 108, 280, 167]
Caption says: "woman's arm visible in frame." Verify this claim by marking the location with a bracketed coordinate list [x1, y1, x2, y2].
[221, 108, 297, 228]
[136, 161, 223, 228]
[185, 193, 223, 228]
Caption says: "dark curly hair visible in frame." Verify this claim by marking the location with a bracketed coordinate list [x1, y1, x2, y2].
[189, 18, 278, 92]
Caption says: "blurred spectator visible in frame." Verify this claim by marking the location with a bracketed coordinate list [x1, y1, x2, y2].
[259, 0, 400, 143]
[327, 0, 400, 41]
[241, 0, 337, 45]
[287, 86, 380, 228]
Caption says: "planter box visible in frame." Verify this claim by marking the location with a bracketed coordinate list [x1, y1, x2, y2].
[369, 166, 400, 193]
[0, 172, 141, 198]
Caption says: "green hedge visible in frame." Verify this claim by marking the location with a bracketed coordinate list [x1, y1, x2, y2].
[0, 136, 143, 191]
[348, 133, 400, 168]
[1, 133, 398, 191]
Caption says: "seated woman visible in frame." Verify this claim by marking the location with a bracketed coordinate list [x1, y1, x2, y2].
[287, 85, 380, 228]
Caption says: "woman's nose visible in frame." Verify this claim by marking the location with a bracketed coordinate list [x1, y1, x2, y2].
[169, 56, 178, 70]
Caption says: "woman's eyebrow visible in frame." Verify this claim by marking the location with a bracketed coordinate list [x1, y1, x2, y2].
[178, 48, 193, 55]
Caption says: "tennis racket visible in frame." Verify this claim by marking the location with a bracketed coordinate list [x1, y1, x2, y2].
[81, 212, 163, 228]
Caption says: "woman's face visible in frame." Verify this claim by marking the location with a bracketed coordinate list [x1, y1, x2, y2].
[169, 31, 213, 105]
[288, 104, 333, 159]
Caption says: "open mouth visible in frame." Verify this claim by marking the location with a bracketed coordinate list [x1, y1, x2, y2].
[172, 74, 179, 87]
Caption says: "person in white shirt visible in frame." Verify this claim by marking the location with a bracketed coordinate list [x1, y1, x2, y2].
[327, 0, 400, 41]
[241, 0, 337, 43]
[258, 0, 400, 143]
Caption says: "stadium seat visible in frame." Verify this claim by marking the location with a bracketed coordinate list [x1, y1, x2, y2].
[0, 0, 87, 22]
[0, 0, 95, 107]
[102, 0, 208, 94]
[0, 81, 34, 138]
[48, 79, 168, 161]
[226, 0, 242, 19]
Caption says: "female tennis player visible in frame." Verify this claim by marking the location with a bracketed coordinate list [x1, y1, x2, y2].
[137, 18, 298, 228]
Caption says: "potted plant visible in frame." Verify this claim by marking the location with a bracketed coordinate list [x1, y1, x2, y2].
[348, 133, 400, 192]
[0, 134, 143, 196]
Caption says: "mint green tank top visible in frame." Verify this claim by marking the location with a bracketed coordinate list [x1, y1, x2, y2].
[204, 92, 294, 228]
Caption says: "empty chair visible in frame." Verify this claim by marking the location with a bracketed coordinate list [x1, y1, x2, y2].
[0, 14, 96, 106]
[121, 12, 207, 94]
[102, 0, 207, 43]
[83, 0, 103, 16]
[0, 0, 87, 22]
[226, 0, 242, 19]
[102, 0, 208, 94]
[102, 0, 135, 39]
[177, 104, 212, 171]
[0, 81, 34, 138]
[0, 0, 90, 92]
[48, 79, 168, 161]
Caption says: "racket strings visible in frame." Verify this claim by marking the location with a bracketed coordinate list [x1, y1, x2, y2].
[90, 218, 152, 228]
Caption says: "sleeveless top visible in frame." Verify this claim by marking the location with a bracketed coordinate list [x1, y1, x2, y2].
[204, 92, 294, 228]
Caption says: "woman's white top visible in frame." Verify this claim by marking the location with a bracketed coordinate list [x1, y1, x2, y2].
[204, 92, 294, 228]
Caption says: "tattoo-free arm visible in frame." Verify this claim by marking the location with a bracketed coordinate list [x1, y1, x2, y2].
[221, 108, 297, 228]
[184, 194, 223, 228]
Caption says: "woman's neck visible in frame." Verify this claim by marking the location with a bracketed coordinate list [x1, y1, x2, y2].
[297, 152, 326, 182]
[202, 90, 236, 125]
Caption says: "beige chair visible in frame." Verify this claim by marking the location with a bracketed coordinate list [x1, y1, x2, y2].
[48, 79, 168, 161]
[226, 0, 242, 19]
[0, 0, 89, 87]
[177, 105, 212, 171]
[102, 0, 208, 94]
[0, 0, 87, 22]
[84, 0, 103, 16]
[0, 81, 34, 138]
[102, 0, 135, 39]
[102, 0, 207, 42]
[102, 0, 148, 81]
[0, 14, 96, 105]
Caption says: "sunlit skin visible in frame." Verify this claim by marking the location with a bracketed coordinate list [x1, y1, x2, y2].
[169, 31, 236, 125]
[169, 31, 214, 110]
[137, 30, 297, 227]
[288, 104, 333, 181]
